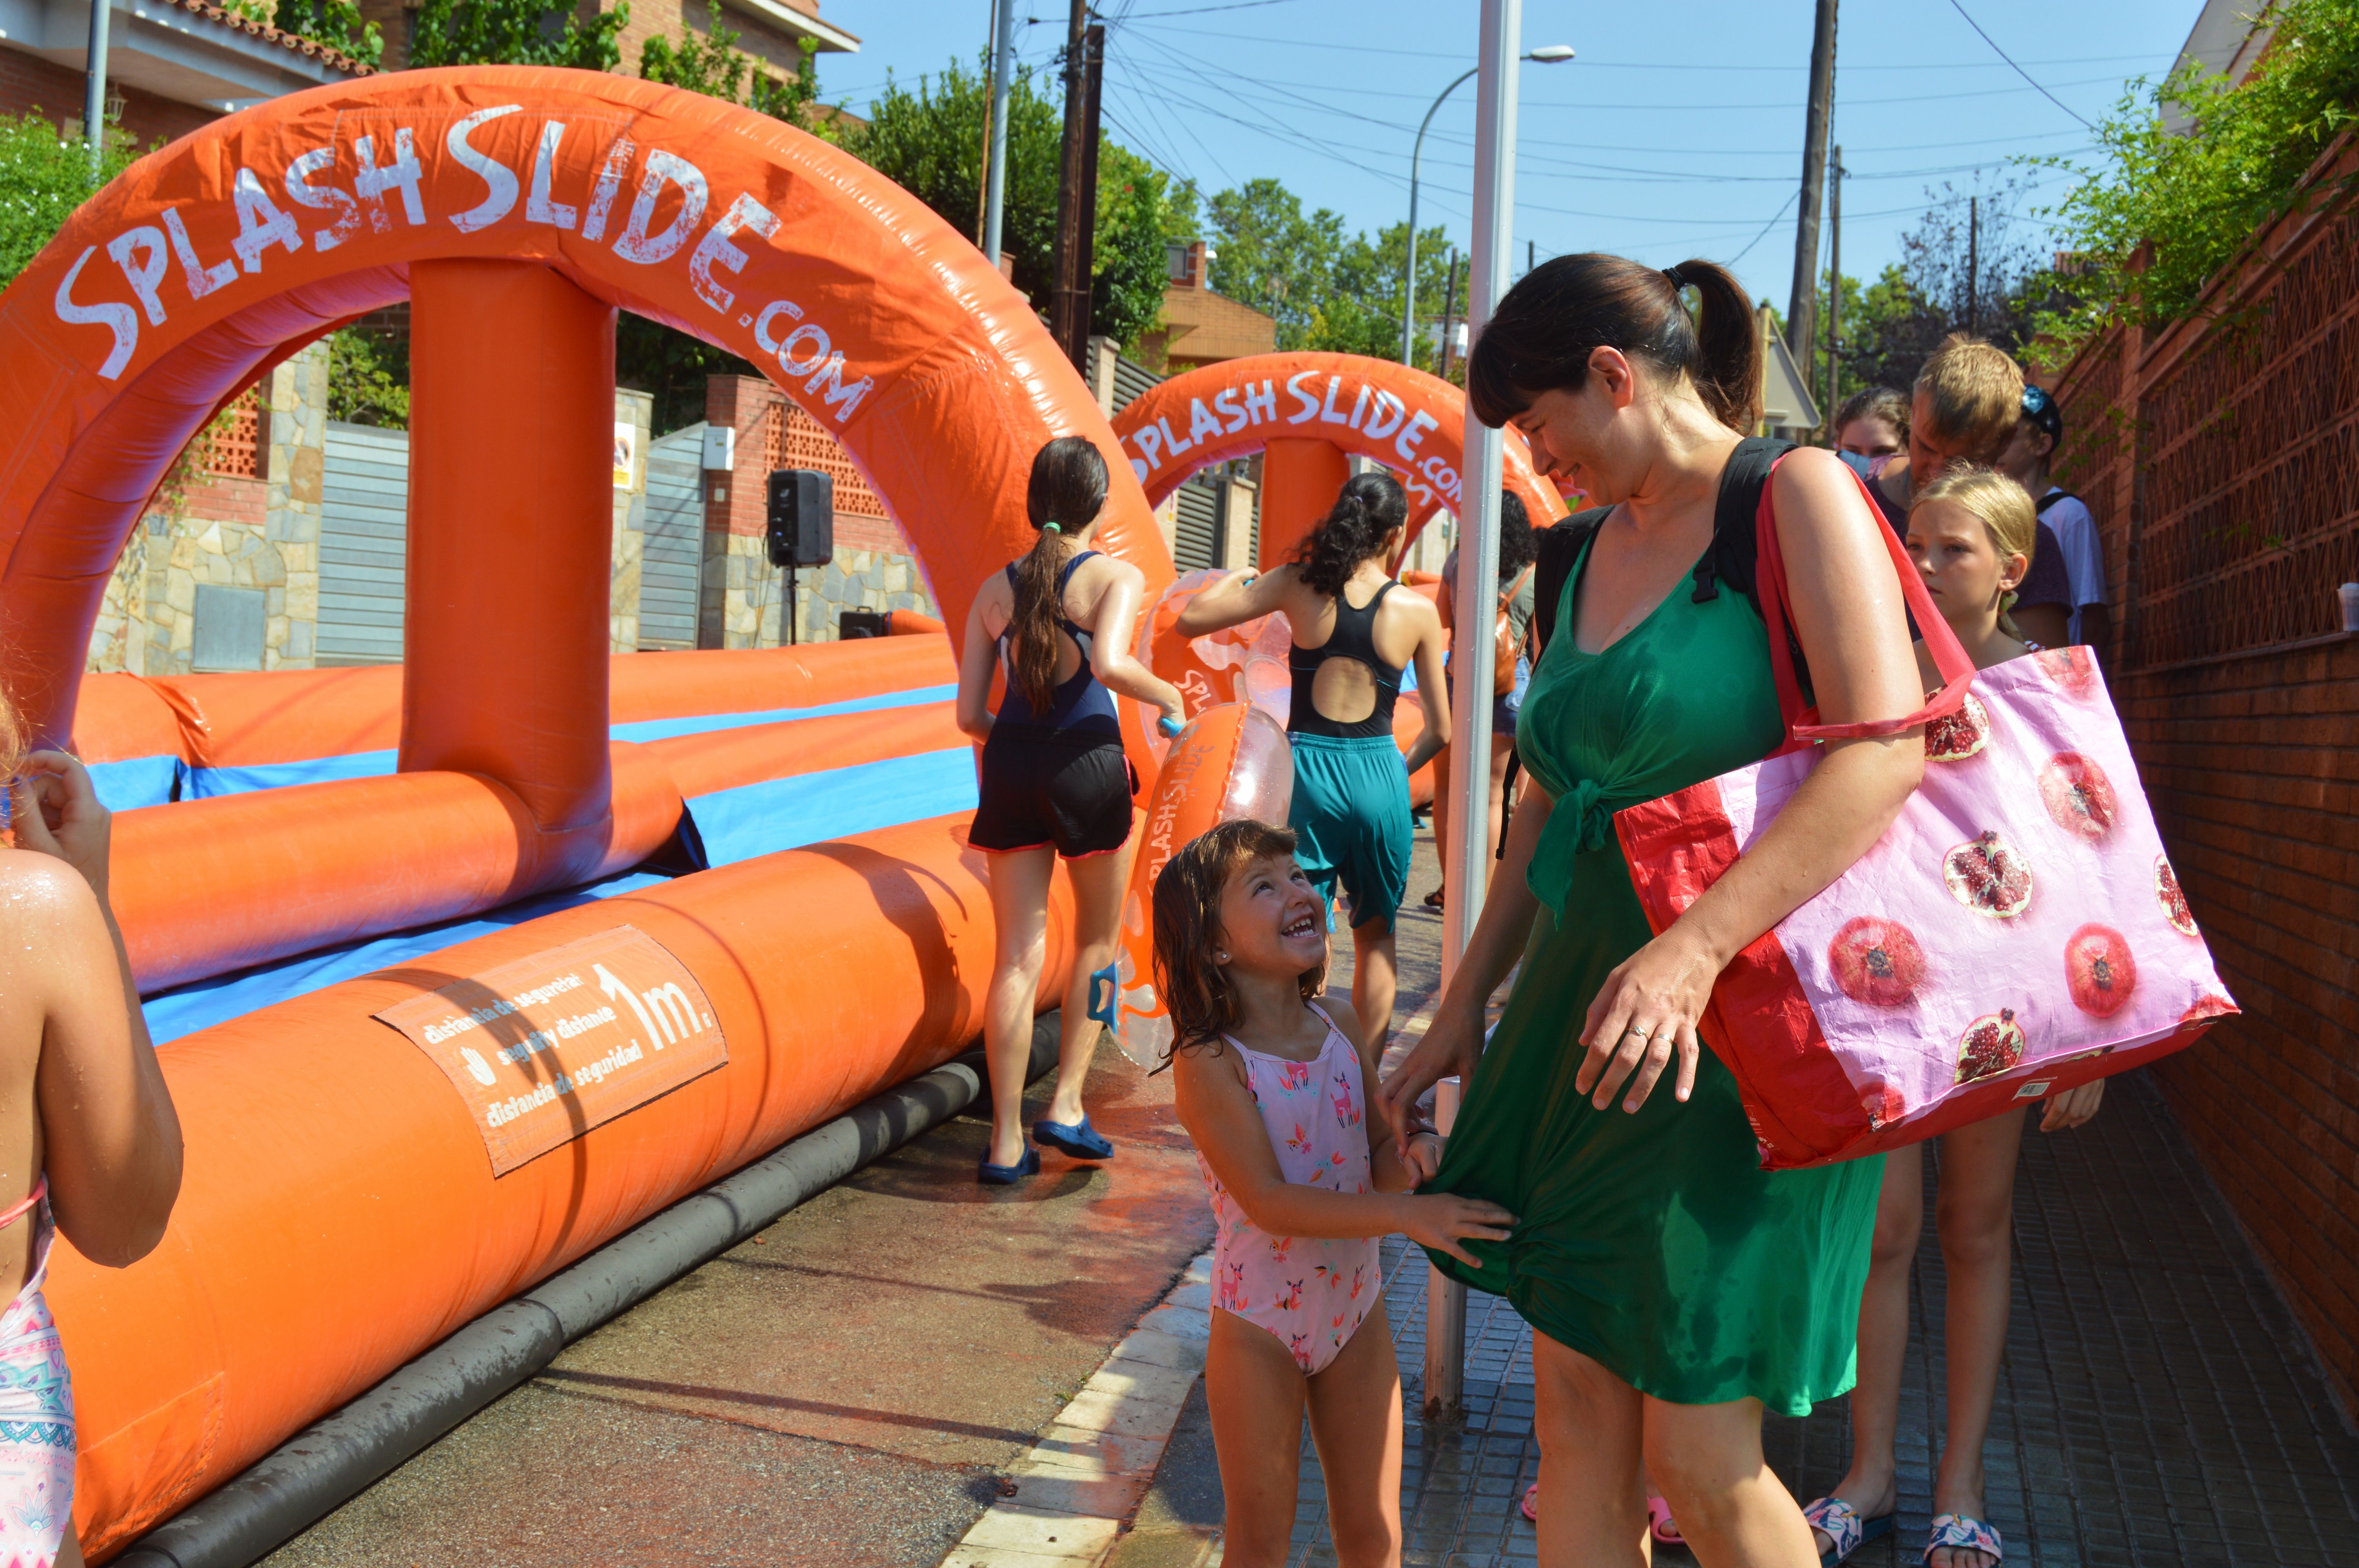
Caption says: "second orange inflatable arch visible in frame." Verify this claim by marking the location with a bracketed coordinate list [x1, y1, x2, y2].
[1109, 352, 1565, 571]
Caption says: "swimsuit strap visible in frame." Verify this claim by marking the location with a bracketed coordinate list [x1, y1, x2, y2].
[0, 1178, 46, 1232]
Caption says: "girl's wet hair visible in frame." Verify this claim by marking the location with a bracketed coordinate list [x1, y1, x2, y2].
[1008, 436, 1109, 712]
[1295, 471, 1408, 598]
[1151, 818, 1327, 1065]
[1467, 253, 1762, 435]
[1912, 463, 2038, 639]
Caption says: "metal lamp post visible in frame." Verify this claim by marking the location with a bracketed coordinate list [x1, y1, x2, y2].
[1398, 42, 1571, 367]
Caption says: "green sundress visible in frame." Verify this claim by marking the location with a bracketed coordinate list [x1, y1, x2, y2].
[1423, 529, 1883, 1414]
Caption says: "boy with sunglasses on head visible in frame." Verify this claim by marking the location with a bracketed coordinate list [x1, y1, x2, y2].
[1997, 384, 2110, 668]
[1836, 334, 2076, 649]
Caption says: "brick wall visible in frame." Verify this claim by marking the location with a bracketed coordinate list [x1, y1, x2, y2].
[2113, 638, 2359, 1410]
[0, 46, 217, 148]
[2050, 134, 2359, 1416]
[698, 374, 934, 647]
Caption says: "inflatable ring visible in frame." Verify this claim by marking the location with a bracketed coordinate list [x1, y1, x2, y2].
[1109, 352, 1565, 572]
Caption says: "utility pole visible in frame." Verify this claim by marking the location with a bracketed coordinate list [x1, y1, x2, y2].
[982, 0, 1016, 270]
[1436, 249, 1460, 379]
[1825, 145, 1843, 435]
[1050, 3, 1104, 369]
[83, 0, 111, 177]
[1785, 0, 1837, 365]
[1965, 195, 1980, 335]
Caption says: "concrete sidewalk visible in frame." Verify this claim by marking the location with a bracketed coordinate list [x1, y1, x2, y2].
[1114, 841, 2359, 1566]
[260, 1034, 1214, 1568]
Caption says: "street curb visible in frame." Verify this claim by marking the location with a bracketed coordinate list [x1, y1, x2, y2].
[943, 1250, 1218, 1568]
[116, 1013, 1065, 1568]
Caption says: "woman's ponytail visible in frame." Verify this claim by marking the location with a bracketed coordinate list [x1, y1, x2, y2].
[1296, 471, 1408, 598]
[1010, 436, 1109, 712]
[1667, 258, 1761, 435]
[1467, 252, 1765, 437]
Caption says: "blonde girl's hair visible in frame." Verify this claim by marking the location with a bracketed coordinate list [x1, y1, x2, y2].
[1913, 333, 2024, 461]
[1913, 464, 2039, 639]
[1149, 818, 1327, 1067]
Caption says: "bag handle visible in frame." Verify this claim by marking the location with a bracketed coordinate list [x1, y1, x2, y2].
[1753, 454, 1976, 751]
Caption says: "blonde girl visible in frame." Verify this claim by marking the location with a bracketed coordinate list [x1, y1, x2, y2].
[1806, 465, 2102, 1568]
[1157, 819, 1512, 1567]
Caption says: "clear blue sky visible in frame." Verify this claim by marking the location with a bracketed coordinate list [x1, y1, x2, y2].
[816, 0, 2197, 310]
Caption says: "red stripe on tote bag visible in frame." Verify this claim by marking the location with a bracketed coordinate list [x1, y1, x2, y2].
[1618, 778, 1879, 1163]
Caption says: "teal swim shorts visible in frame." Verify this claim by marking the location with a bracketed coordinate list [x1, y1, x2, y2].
[1287, 731, 1412, 935]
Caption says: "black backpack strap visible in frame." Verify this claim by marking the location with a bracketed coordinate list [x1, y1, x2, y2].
[1691, 436, 1816, 700]
[2033, 488, 2075, 516]
[1529, 505, 1612, 660]
[1691, 436, 1797, 612]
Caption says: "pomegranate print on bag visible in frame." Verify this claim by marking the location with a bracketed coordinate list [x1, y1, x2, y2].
[2039, 752, 2118, 843]
[1924, 693, 1992, 762]
[1828, 917, 1926, 1006]
[1942, 830, 2033, 918]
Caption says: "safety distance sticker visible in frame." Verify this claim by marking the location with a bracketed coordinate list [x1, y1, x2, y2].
[375, 925, 727, 1175]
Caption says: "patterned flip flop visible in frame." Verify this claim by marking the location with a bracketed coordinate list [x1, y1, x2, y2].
[1925, 1514, 2003, 1566]
[1805, 1495, 1896, 1566]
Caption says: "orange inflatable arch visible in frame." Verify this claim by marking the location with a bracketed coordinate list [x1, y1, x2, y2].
[1109, 352, 1564, 571]
[0, 67, 1185, 1556]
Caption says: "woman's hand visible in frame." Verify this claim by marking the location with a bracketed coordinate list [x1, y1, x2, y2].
[11, 751, 113, 899]
[1399, 1132, 1444, 1188]
[1378, 1001, 1482, 1162]
[1577, 922, 1724, 1113]
[1396, 1192, 1514, 1267]
[2039, 1077, 2105, 1132]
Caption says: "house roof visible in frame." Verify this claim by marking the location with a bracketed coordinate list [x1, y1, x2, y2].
[150, 0, 374, 76]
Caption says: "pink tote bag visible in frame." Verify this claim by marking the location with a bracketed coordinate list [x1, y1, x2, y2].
[1612, 461, 2238, 1170]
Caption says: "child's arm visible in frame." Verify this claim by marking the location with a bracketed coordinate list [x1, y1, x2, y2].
[1314, 995, 1441, 1196]
[1172, 1041, 1511, 1265]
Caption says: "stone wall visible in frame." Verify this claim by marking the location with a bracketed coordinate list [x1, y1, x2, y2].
[87, 341, 328, 674]
[611, 389, 653, 654]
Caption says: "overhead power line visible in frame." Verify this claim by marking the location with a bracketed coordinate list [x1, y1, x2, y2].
[1945, 0, 2096, 128]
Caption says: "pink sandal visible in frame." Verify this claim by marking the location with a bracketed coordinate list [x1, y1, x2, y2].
[1518, 1484, 1680, 1546]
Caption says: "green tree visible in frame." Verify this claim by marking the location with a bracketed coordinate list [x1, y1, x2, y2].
[1204, 177, 1452, 361]
[2031, 0, 2359, 356]
[0, 113, 138, 290]
[269, 0, 382, 67]
[328, 327, 411, 427]
[841, 54, 1194, 347]
[405, 0, 627, 70]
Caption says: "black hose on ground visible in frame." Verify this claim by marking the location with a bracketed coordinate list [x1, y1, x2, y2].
[116, 1013, 1065, 1568]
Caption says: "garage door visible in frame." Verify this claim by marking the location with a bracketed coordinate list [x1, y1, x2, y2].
[640, 425, 705, 650]
[317, 422, 409, 666]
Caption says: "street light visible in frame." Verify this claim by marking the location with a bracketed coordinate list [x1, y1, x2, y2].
[1399, 43, 1573, 367]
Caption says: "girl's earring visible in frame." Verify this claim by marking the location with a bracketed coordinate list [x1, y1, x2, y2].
[1215, 950, 1229, 962]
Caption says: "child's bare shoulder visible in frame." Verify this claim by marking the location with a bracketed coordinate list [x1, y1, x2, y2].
[1309, 993, 1365, 1043]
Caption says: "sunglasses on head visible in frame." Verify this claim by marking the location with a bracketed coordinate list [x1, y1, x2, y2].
[2021, 383, 2063, 441]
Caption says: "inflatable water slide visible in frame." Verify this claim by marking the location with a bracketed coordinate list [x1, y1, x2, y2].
[0, 67, 1542, 1555]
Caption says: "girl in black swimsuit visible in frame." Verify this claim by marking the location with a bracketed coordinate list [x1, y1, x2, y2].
[956, 438, 1185, 1184]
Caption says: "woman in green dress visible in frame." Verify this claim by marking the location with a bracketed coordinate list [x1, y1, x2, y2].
[1381, 255, 1928, 1565]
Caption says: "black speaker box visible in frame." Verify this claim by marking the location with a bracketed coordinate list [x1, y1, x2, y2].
[766, 469, 833, 568]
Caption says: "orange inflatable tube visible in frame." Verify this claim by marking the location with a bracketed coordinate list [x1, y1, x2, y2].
[58, 815, 1075, 1555]
[67, 637, 959, 777]
[1113, 702, 1294, 1067]
[1109, 352, 1564, 570]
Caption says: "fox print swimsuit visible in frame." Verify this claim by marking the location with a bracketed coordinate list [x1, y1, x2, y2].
[1195, 1008, 1383, 1374]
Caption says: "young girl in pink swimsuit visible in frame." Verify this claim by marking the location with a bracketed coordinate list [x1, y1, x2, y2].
[0, 713, 186, 1566]
[1156, 820, 1513, 1567]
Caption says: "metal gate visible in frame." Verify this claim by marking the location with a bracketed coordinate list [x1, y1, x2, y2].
[317, 422, 410, 666]
[640, 425, 705, 650]
[1174, 475, 1224, 571]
